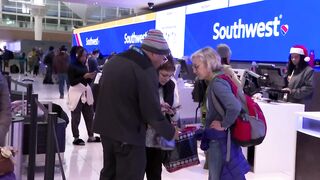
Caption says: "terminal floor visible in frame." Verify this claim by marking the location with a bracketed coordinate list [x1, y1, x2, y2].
[11, 74, 291, 180]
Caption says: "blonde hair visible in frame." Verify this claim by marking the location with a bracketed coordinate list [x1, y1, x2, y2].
[191, 46, 222, 72]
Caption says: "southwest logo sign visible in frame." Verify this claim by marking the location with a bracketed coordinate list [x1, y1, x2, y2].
[281, 24, 289, 35]
[86, 37, 100, 46]
[124, 32, 148, 44]
[212, 15, 285, 40]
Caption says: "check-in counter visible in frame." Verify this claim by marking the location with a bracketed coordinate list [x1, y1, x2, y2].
[249, 101, 304, 179]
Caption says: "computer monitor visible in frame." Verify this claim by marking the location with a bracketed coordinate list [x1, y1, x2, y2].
[255, 63, 285, 89]
[242, 70, 261, 96]
[177, 59, 196, 82]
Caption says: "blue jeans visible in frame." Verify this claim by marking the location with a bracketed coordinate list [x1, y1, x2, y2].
[58, 73, 69, 96]
[208, 140, 223, 180]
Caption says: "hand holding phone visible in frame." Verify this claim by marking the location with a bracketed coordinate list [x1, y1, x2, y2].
[171, 105, 181, 111]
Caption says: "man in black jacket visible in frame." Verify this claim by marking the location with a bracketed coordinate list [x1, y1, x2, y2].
[94, 29, 176, 180]
[43, 46, 55, 84]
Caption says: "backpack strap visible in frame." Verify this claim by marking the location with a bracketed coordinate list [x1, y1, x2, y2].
[208, 78, 231, 162]
[210, 89, 225, 117]
[217, 74, 249, 114]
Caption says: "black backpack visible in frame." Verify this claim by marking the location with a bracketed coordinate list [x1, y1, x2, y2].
[10, 64, 19, 73]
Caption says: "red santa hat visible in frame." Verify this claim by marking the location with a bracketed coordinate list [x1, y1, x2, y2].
[289, 45, 310, 62]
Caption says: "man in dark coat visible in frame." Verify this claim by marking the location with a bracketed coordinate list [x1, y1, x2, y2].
[94, 29, 176, 180]
[43, 46, 55, 84]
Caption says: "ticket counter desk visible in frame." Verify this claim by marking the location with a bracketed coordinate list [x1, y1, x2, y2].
[248, 101, 304, 178]
[295, 112, 320, 180]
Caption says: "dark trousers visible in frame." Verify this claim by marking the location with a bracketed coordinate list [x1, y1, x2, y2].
[19, 61, 25, 74]
[100, 136, 146, 180]
[71, 101, 94, 138]
[145, 147, 163, 180]
[58, 73, 69, 96]
[33, 64, 39, 76]
[91, 83, 100, 111]
[43, 65, 53, 84]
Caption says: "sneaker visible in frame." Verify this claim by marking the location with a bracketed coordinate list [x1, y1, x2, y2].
[60, 95, 64, 99]
[73, 138, 85, 145]
[87, 136, 101, 143]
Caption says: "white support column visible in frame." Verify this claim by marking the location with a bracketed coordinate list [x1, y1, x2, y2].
[34, 15, 43, 40]
[58, 1, 61, 30]
[29, 2, 46, 41]
[0, 0, 2, 22]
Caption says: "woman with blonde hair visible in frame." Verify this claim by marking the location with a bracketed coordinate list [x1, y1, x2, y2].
[191, 47, 249, 180]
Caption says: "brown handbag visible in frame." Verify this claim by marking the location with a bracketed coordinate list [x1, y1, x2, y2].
[0, 148, 14, 175]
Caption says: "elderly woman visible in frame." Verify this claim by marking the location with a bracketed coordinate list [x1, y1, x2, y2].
[191, 47, 249, 180]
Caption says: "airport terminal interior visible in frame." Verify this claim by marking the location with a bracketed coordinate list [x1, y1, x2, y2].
[11, 74, 292, 180]
[1, 0, 320, 180]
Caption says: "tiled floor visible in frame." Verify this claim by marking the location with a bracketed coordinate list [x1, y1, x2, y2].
[10, 74, 290, 180]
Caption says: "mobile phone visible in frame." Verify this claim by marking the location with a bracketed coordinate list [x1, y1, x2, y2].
[171, 105, 181, 110]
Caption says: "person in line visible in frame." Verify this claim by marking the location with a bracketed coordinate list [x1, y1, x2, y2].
[27, 48, 38, 75]
[18, 52, 27, 74]
[191, 76, 208, 170]
[282, 45, 314, 104]
[191, 47, 249, 180]
[2, 46, 14, 72]
[216, 43, 242, 88]
[43, 46, 55, 84]
[192, 43, 243, 170]
[145, 55, 180, 180]
[87, 49, 100, 111]
[33, 48, 41, 76]
[67, 46, 100, 145]
[87, 49, 100, 73]
[94, 29, 177, 180]
[53, 45, 70, 99]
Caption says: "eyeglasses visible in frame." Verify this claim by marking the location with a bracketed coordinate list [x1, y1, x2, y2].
[162, 55, 168, 64]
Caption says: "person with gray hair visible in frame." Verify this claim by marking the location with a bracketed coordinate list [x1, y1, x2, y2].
[216, 43, 232, 65]
[216, 43, 241, 88]
[191, 46, 249, 180]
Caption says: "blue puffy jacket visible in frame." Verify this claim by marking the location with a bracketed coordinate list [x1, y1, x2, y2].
[197, 128, 250, 180]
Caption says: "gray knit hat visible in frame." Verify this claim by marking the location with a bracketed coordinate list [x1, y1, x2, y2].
[141, 29, 170, 55]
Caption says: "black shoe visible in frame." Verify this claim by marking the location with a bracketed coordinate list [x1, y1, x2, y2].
[60, 95, 64, 99]
[73, 138, 85, 145]
[87, 136, 101, 143]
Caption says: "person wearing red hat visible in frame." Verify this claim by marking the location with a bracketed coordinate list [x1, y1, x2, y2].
[282, 45, 314, 104]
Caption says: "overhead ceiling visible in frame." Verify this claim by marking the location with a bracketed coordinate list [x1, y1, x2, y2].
[62, 0, 204, 12]
[62, 0, 172, 10]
